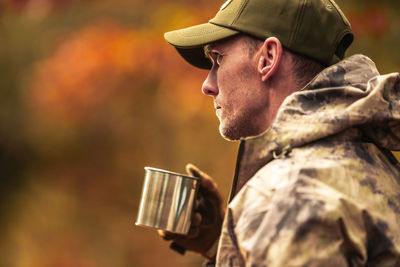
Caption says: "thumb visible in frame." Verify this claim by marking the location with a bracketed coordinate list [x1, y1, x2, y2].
[185, 163, 224, 204]
[186, 163, 206, 179]
[186, 163, 216, 191]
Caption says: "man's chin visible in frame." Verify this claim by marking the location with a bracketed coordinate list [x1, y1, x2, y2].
[219, 125, 242, 141]
[219, 121, 267, 141]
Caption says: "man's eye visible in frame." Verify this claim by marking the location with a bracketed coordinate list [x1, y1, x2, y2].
[210, 52, 223, 65]
[216, 54, 223, 65]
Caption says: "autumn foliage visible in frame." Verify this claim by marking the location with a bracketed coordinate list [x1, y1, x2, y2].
[1, 0, 399, 266]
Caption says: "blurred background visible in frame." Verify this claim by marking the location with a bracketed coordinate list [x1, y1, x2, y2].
[0, 0, 399, 266]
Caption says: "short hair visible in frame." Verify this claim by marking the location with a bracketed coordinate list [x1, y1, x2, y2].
[243, 35, 263, 58]
[243, 35, 325, 88]
[285, 49, 325, 88]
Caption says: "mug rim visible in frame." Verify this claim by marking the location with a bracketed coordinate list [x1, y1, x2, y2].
[144, 166, 200, 180]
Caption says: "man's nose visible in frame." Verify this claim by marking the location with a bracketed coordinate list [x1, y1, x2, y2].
[201, 72, 218, 96]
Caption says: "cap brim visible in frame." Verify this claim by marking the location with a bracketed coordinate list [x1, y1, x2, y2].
[164, 22, 239, 69]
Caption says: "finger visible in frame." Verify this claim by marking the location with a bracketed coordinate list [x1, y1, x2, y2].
[186, 163, 225, 210]
[170, 242, 186, 255]
[199, 180, 224, 207]
[185, 163, 203, 178]
[157, 230, 178, 241]
[186, 163, 221, 194]
[191, 212, 202, 227]
[186, 225, 200, 238]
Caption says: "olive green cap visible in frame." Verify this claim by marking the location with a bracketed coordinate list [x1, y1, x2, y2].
[164, 0, 354, 69]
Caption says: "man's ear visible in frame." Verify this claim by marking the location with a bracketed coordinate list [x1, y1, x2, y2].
[257, 37, 282, 82]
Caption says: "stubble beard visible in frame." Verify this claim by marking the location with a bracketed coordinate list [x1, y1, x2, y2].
[219, 112, 261, 141]
[218, 94, 271, 141]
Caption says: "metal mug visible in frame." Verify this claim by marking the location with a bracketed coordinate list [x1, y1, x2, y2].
[136, 167, 200, 234]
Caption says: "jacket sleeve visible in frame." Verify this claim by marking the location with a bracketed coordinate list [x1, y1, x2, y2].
[218, 176, 397, 267]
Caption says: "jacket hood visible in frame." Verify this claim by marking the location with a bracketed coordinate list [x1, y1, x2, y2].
[270, 54, 400, 152]
[231, 54, 400, 196]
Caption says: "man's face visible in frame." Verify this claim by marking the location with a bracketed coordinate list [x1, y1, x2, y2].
[202, 35, 270, 140]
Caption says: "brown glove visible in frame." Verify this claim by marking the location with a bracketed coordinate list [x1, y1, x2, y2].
[158, 163, 226, 261]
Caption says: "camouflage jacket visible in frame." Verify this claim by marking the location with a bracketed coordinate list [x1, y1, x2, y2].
[215, 54, 400, 266]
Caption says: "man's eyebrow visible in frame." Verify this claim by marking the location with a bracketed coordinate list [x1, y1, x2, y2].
[203, 44, 211, 59]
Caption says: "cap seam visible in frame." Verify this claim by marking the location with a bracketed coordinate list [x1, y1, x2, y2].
[212, 21, 271, 42]
[290, 0, 307, 46]
[179, 26, 226, 38]
[232, 0, 249, 26]
[209, 21, 241, 34]
[209, 21, 230, 28]
[327, 0, 350, 26]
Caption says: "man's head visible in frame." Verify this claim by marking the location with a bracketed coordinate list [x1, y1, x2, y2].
[164, 0, 353, 140]
[200, 34, 324, 140]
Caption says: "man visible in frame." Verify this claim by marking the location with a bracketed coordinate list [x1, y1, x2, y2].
[160, 0, 400, 266]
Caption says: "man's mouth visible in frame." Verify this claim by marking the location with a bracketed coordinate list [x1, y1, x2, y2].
[215, 106, 222, 117]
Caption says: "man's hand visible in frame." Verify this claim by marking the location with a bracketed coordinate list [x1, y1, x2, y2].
[158, 163, 226, 261]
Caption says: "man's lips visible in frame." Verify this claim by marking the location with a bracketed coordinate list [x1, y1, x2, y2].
[215, 105, 222, 117]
